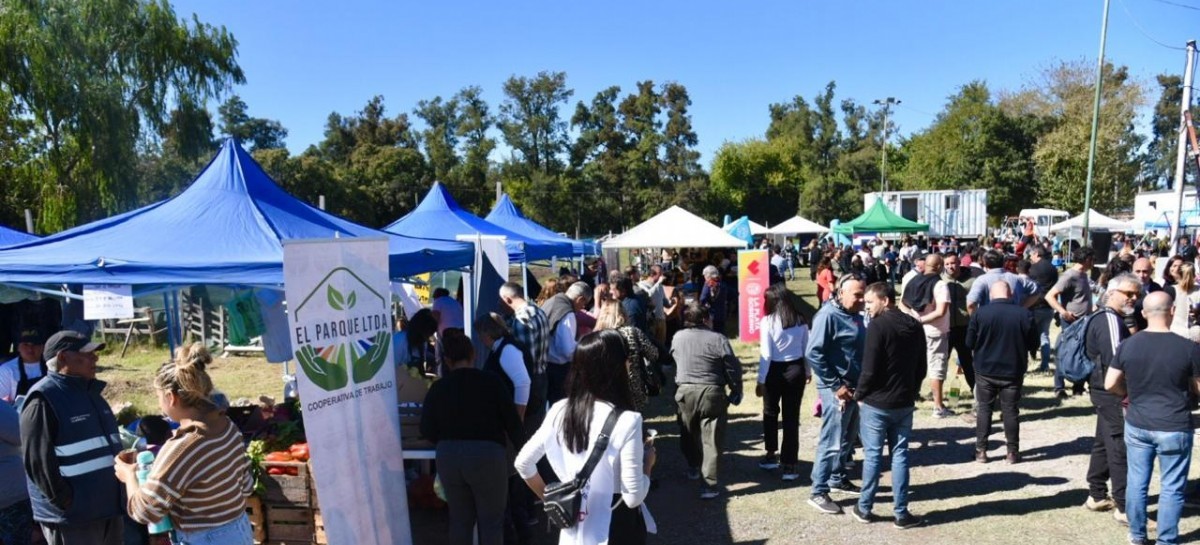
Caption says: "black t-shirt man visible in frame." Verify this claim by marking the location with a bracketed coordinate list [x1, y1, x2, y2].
[1112, 332, 1200, 432]
[1027, 259, 1058, 309]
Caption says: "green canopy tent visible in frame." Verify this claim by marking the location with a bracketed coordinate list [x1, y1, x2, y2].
[833, 198, 929, 234]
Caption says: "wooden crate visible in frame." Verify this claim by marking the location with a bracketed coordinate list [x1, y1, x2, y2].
[246, 496, 266, 544]
[265, 504, 314, 543]
[261, 461, 310, 506]
[314, 509, 326, 545]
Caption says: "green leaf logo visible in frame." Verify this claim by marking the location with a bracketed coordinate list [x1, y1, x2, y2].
[327, 285, 345, 311]
[347, 291, 357, 309]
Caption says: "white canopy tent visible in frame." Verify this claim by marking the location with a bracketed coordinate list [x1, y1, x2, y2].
[1050, 209, 1133, 233]
[604, 205, 748, 248]
[768, 215, 828, 235]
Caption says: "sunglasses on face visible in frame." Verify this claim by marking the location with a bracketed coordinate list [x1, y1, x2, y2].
[1115, 289, 1140, 299]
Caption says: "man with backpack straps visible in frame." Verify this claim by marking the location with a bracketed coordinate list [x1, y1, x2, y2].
[541, 282, 583, 406]
[1080, 273, 1141, 526]
[499, 282, 549, 427]
[1046, 247, 1095, 399]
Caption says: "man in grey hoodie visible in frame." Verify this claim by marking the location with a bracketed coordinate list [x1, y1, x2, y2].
[806, 276, 867, 515]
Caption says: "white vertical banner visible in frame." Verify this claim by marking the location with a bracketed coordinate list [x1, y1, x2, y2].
[283, 237, 411, 545]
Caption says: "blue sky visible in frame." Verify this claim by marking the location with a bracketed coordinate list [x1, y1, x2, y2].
[176, 0, 1198, 166]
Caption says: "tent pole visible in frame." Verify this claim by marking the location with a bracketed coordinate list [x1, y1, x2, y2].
[163, 292, 176, 359]
[522, 262, 528, 298]
[173, 290, 182, 350]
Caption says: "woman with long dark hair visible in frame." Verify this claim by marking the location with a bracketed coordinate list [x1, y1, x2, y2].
[755, 284, 811, 481]
[514, 330, 655, 544]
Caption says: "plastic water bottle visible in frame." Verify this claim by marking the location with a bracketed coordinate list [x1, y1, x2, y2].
[136, 451, 174, 534]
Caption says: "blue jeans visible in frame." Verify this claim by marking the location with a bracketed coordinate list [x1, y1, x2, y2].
[1125, 423, 1192, 545]
[858, 404, 913, 517]
[1031, 307, 1054, 371]
[811, 387, 859, 496]
[170, 514, 253, 545]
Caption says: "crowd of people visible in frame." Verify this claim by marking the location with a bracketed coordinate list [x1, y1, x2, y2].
[6, 228, 1189, 545]
[415, 229, 1200, 545]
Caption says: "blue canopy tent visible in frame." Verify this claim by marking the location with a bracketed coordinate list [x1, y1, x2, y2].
[0, 224, 36, 247]
[384, 183, 573, 262]
[485, 193, 593, 257]
[0, 139, 473, 286]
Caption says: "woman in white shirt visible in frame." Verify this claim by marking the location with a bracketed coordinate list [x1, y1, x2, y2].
[755, 283, 811, 481]
[515, 330, 655, 544]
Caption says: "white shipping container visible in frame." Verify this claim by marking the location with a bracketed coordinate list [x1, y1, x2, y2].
[863, 189, 988, 238]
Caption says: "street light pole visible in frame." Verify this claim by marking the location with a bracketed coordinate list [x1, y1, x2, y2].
[874, 97, 901, 192]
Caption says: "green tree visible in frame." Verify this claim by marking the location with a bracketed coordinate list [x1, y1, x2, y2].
[0, 0, 243, 232]
[709, 138, 803, 223]
[315, 96, 428, 226]
[1145, 74, 1198, 189]
[570, 86, 628, 233]
[619, 81, 664, 221]
[897, 81, 1039, 217]
[412, 95, 461, 185]
[498, 71, 574, 176]
[218, 95, 288, 151]
[1003, 61, 1146, 213]
[453, 86, 496, 211]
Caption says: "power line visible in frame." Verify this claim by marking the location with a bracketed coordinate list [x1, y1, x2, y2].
[897, 103, 939, 118]
[1144, 0, 1200, 11]
[1120, 0, 1189, 50]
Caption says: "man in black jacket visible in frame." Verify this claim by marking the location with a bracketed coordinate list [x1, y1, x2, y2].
[1082, 273, 1141, 525]
[966, 282, 1038, 464]
[1131, 257, 1163, 332]
[1027, 247, 1058, 372]
[852, 282, 926, 529]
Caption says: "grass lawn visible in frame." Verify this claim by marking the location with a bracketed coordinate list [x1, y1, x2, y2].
[96, 344, 282, 418]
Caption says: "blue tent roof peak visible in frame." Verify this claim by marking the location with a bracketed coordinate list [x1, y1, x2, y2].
[385, 185, 573, 261]
[0, 139, 472, 284]
[492, 193, 525, 219]
[412, 181, 465, 214]
[485, 193, 597, 257]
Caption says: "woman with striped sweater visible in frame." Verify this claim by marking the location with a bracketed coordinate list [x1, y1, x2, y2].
[114, 343, 254, 544]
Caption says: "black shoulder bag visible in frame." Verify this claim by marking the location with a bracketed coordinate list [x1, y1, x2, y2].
[543, 408, 622, 529]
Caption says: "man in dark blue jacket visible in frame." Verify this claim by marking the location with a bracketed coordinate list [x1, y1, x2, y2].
[966, 282, 1038, 464]
[21, 330, 123, 545]
[805, 276, 866, 515]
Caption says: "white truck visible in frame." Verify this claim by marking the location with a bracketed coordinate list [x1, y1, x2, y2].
[863, 189, 988, 238]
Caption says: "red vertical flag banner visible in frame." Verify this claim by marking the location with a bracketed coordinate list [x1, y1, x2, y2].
[738, 249, 769, 342]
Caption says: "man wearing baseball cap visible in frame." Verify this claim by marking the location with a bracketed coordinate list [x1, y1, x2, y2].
[0, 328, 49, 404]
[20, 330, 123, 544]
